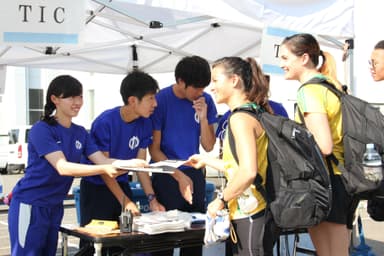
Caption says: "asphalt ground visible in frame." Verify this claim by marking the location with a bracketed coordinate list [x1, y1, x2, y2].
[0, 175, 81, 256]
[1, 175, 384, 255]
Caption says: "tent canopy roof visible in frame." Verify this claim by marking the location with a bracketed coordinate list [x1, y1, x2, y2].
[0, 0, 354, 74]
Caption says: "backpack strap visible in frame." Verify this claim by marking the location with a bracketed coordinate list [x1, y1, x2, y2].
[300, 76, 344, 98]
[228, 102, 263, 163]
[227, 103, 267, 201]
[297, 76, 342, 123]
[325, 153, 350, 180]
[298, 76, 345, 173]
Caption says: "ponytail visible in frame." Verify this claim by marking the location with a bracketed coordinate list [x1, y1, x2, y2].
[245, 58, 273, 114]
[41, 100, 57, 125]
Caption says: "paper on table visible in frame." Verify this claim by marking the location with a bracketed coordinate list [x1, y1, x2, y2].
[150, 159, 187, 169]
[114, 166, 174, 174]
[113, 159, 187, 174]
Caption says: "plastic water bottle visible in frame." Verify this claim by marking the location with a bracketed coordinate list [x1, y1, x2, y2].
[362, 143, 383, 182]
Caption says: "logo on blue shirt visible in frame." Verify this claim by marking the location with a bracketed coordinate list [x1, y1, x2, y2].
[75, 140, 82, 150]
[194, 113, 199, 123]
[129, 136, 139, 150]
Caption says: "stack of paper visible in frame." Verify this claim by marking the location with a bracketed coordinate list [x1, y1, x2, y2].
[133, 210, 192, 235]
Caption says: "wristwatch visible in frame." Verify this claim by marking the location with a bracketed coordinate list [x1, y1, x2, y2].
[147, 193, 156, 203]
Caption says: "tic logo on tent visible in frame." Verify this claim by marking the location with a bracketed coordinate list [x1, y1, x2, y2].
[260, 26, 299, 76]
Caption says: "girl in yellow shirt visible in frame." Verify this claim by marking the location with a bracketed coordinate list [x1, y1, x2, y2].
[279, 33, 357, 256]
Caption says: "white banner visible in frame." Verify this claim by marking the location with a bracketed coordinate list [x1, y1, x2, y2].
[260, 27, 298, 76]
[0, 0, 85, 45]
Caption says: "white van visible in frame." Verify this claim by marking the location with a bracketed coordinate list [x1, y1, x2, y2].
[7, 125, 31, 174]
[0, 134, 9, 174]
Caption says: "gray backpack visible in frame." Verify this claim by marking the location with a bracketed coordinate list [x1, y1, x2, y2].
[300, 77, 384, 197]
[228, 103, 331, 229]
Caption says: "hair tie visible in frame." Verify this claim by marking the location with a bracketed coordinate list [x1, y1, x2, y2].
[317, 50, 325, 70]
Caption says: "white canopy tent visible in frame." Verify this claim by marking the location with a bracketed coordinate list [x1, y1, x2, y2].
[0, 0, 357, 130]
[0, 0, 354, 75]
[135, 0, 354, 38]
[0, 1, 262, 74]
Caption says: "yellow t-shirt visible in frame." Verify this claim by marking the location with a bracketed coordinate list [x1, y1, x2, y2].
[295, 77, 344, 175]
[222, 128, 268, 220]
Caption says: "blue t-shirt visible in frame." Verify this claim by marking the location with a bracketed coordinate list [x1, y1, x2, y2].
[215, 110, 231, 141]
[215, 100, 288, 140]
[269, 100, 289, 118]
[12, 121, 99, 207]
[151, 86, 218, 166]
[84, 106, 153, 184]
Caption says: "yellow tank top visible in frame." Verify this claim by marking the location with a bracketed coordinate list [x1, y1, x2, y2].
[222, 128, 268, 219]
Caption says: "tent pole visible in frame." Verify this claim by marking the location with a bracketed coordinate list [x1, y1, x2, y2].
[91, 0, 148, 27]
[86, 3, 106, 24]
[318, 35, 354, 95]
[0, 46, 11, 58]
[344, 39, 355, 95]
[132, 45, 138, 71]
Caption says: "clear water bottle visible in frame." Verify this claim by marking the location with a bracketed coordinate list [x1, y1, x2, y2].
[362, 143, 383, 182]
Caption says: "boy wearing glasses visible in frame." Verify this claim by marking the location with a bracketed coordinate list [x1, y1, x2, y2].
[370, 40, 384, 81]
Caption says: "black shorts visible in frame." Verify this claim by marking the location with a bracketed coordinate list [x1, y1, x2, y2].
[79, 179, 133, 226]
[326, 174, 359, 229]
[152, 168, 206, 212]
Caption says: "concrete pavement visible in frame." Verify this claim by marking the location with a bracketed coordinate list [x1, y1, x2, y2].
[1, 201, 384, 256]
[1, 172, 384, 255]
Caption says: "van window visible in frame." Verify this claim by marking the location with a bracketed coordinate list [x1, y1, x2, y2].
[9, 130, 18, 144]
[25, 129, 30, 143]
[8, 128, 30, 144]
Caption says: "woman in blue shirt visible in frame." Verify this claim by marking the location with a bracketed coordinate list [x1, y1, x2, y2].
[8, 75, 147, 256]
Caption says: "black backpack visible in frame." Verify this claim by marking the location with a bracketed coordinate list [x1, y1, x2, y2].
[367, 189, 384, 221]
[300, 77, 384, 197]
[228, 103, 332, 230]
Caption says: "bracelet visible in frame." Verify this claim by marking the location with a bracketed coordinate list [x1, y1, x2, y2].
[147, 193, 156, 203]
